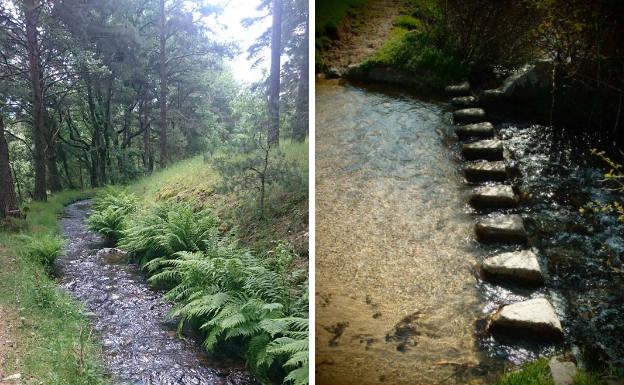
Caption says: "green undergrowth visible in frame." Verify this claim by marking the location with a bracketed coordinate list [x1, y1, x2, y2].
[493, 358, 611, 385]
[88, 141, 309, 385]
[0, 189, 109, 385]
[364, 18, 465, 89]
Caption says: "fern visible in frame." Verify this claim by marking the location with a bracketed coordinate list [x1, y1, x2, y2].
[21, 233, 65, 267]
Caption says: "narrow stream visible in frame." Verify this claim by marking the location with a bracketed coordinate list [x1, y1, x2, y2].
[58, 201, 256, 385]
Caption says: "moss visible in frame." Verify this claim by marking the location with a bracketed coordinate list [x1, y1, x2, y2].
[393, 15, 423, 31]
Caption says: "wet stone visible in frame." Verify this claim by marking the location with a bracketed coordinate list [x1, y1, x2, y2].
[462, 139, 504, 160]
[549, 356, 577, 385]
[475, 214, 527, 243]
[445, 81, 470, 96]
[464, 161, 508, 182]
[456, 122, 495, 139]
[453, 108, 486, 124]
[451, 95, 478, 108]
[470, 185, 518, 209]
[489, 298, 564, 340]
[482, 250, 544, 285]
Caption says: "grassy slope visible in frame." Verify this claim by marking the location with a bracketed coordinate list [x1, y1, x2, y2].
[315, 0, 369, 36]
[127, 140, 309, 257]
[0, 190, 109, 385]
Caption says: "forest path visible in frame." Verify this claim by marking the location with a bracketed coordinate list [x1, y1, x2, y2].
[58, 201, 256, 385]
[320, 0, 410, 72]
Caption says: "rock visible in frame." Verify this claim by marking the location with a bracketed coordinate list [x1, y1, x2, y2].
[445, 81, 470, 96]
[489, 298, 563, 340]
[453, 108, 486, 123]
[451, 95, 478, 108]
[482, 250, 543, 285]
[2, 373, 21, 381]
[464, 161, 508, 182]
[456, 122, 495, 139]
[470, 185, 518, 208]
[500, 60, 553, 98]
[549, 357, 577, 385]
[475, 214, 527, 243]
[481, 88, 505, 101]
[461, 139, 504, 160]
[326, 67, 341, 79]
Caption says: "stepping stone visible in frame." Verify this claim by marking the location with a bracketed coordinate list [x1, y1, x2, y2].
[451, 95, 478, 108]
[489, 298, 563, 340]
[481, 88, 504, 101]
[470, 185, 518, 208]
[462, 139, 503, 160]
[455, 122, 495, 139]
[445, 81, 470, 96]
[482, 250, 543, 285]
[549, 357, 577, 385]
[453, 108, 486, 123]
[475, 214, 527, 243]
[464, 161, 507, 182]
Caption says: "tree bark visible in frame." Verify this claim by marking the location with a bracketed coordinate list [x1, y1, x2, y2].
[25, 0, 47, 201]
[292, 12, 308, 142]
[45, 113, 62, 192]
[267, 0, 282, 147]
[158, 0, 168, 167]
[0, 115, 21, 219]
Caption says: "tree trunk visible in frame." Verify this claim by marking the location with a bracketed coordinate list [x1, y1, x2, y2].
[25, 0, 47, 201]
[158, 0, 168, 167]
[0, 115, 21, 219]
[292, 13, 309, 142]
[267, 0, 282, 147]
[45, 113, 62, 192]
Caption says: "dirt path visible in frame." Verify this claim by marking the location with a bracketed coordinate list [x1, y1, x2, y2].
[320, 0, 410, 72]
[0, 306, 19, 381]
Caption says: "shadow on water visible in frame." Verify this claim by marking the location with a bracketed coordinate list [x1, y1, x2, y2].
[315, 79, 624, 384]
[57, 200, 258, 385]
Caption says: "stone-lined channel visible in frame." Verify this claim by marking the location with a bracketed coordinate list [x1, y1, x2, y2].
[58, 200, 257, 385]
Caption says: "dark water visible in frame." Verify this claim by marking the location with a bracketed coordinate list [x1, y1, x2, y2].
[316, 79, 624, 384]
[58, 201, 257, 385]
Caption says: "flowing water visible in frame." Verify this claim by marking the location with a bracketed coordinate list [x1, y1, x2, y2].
[58, 201, 257, 385]
[315, 80, 490, 385]
[315, 79, 624, 384]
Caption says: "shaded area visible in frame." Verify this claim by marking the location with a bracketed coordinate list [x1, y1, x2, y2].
[58, 200, 256, 385]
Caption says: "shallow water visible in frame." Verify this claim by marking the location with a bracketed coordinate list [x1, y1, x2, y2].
[58, 201, 256, 385]
[315, 78, 624, 384]
[315, 80, 493, 385]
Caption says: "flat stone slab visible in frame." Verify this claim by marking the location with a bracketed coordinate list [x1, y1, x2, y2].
[549, 357, 577, 385]
[451, 95, 478, 108]
[453, 108, 486, 123]
[464, 161, 508, 182]
[470, 185, 518, 208]
[456, 122, 495, 139]
[475, 214, 527, 243]
[482, 250, 543, 285]
[462, 139, 503, 160]
[445, 81, 470, 96]
[490, 298, 564, 340]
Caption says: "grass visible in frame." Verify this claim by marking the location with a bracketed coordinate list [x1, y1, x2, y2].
[493, 358, 615, 385]
[315, 0, 369, 38]
[127, 140, 309, 256]
[0, 189, 109, 385]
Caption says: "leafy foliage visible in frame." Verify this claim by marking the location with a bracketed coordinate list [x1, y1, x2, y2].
[87, 188, 137, 241]
[21, 233, 65, 267]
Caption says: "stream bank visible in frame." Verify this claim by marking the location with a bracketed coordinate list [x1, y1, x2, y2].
[58, 200, 256, 385]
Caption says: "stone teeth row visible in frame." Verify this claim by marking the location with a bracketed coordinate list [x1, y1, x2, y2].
[446, 82, 563, 341]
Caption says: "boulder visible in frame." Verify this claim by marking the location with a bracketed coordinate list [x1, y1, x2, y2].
[470, 185, 518, 208]
[475, 214, 527, 243]
[451, 95, 478, 108]
[456, 122, 495, 139]
[464, 161, 508, 182]
[482, 250, 543, 285]
[453, 108, 486, 123]
[445, 81, 470, 96]
[462, 139, 504, 160]
[549, 357, 577, 385]
[489, 298, 563, 340]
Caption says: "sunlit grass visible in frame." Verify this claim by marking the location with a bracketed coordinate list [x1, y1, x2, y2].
[0, 189, 108, 385]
